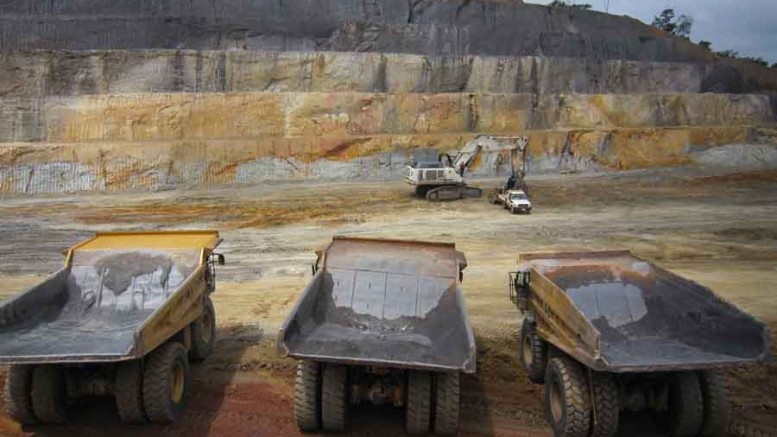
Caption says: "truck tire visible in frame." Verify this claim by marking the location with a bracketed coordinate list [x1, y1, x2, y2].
[406, 370, 432, 435]
[142, 342, 189, 423]
[519, 320, 548, 384]
[697, 369, 730, 436]
[4, 364, 37, 424]
[321, 364, 349, 432]
[31, 365, 68, 423]
[115, 360, 147, 423]
[590, 372, 619, 437]
[433, 372, 460, 435]
[543, 356, 591, 437]
[660, 372, 704, 437]
[295, 360, 321, 432]
[189, 296, 216, 362]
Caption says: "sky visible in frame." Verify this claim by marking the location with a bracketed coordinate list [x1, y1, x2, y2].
[528, 0, 777, 64]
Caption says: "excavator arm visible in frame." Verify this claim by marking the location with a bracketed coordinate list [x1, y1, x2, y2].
[452, 136, 528, 176]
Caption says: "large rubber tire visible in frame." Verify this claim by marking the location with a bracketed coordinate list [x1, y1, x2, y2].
[543, 356, 591, 437]
[590, 372, 619, 437]
[31, 365, 68, 424]
[433, 372, 460, 435]
[189, 296, 216, 362]
[321, 364, 349, 432]
[406, 370, 432, 435]
[115, 360, 147, 423]
[660, 372, 704, 437]
[4, 365, 37, 425]
[519, 320, 548, 384]
[142, 342, 190, 424]
[295, 360, 321, 432]
[697, 370, 731, 437]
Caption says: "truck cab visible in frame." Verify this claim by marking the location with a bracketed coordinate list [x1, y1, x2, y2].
[504, 190, 532, 214]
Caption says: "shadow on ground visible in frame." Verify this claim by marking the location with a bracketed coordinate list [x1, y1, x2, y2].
[16, 325, 254, 437]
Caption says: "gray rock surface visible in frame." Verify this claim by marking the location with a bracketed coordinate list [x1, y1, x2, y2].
[3, 51, 769, 97]
[0, 0, 717, 61]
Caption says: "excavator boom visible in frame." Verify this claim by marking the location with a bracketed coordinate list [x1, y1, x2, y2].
[452, 136, 528, 175]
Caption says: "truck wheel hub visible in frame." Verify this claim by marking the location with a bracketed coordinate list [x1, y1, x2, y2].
[549, 379, 563, 423]
[523, 336, 533, 366]
[201, 312, 213, 344]
[171, 361, 185, 404]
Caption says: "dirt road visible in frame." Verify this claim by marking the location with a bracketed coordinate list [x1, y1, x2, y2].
[0, 169, 775, 436]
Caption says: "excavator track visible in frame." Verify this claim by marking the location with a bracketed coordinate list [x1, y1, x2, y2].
[425, 185, 483, 201]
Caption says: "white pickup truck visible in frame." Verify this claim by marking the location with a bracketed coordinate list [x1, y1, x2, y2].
[502, 190, 532, 214]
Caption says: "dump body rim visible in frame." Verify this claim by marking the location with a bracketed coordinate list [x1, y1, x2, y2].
[516, 250, 771, 372]
[0, 231, 223, 363]
[286, 354, 476, 374]
[279, 237, 476, 374]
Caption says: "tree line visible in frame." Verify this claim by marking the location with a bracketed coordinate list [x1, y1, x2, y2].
[545, 2, 776, 68]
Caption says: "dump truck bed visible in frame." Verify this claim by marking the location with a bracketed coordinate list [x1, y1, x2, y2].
[279, 237, 476, 373]
[0, 231, 221, 364]
[518, 251, 769, 372]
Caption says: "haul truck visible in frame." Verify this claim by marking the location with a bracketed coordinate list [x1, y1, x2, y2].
[0, 231, 225, 425]
[509, 250, 770, 437]
[278, 236, 476, 434]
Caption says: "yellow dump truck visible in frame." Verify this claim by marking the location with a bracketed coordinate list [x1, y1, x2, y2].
[509, 250, 770, 437]
[278, 237, 476, 434]
[0, 231, 225, 425]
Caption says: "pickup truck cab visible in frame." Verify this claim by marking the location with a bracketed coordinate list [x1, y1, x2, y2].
[504, 190, 532, 214]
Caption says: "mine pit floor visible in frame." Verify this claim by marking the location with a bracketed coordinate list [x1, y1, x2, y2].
[1, 169, 776, 436]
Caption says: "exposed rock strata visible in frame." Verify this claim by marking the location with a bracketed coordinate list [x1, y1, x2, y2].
[1, 0, 777, 195]
[3, 51, 775, 97]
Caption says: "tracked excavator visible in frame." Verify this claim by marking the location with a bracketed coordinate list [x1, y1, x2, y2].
[404, 136, 529, 201]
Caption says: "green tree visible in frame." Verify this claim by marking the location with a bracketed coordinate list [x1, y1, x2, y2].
[742, 56, 768, 67]
[715, 50, 740, 59]
[548, 0, 593, 10]
[698, 40, 712, 50]
[652, 8, 693, 38]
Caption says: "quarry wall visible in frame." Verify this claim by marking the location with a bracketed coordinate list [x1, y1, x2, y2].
[1, 88, 774, 194]
[1, 0, 776, 195]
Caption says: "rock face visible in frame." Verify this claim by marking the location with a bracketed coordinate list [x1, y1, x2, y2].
[0, 0, 713, 60]
[3, 51, 775, 96]
[0, 0, 776, 195]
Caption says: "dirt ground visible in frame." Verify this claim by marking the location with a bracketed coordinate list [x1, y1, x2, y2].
[0, 168, 776, 436]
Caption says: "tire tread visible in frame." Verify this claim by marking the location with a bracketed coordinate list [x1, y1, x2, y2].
[294, 360, 320, 432]
[189, 296, 216, 362]
[434, 372, 460, 435]
[520, 320, 548, 384]
[4, 365, 37, 424]
[544, 356, 591, 437]
[115, 360, 147, 423]
[665, 372, 704, 437]
[590, 372, 619, 437]
[31, 365, 68, 424]
[698, 369, 731, 437]
[142, 342, 189, 424]
[321, 364, 348, 432]
[406, 370, 432, 435]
